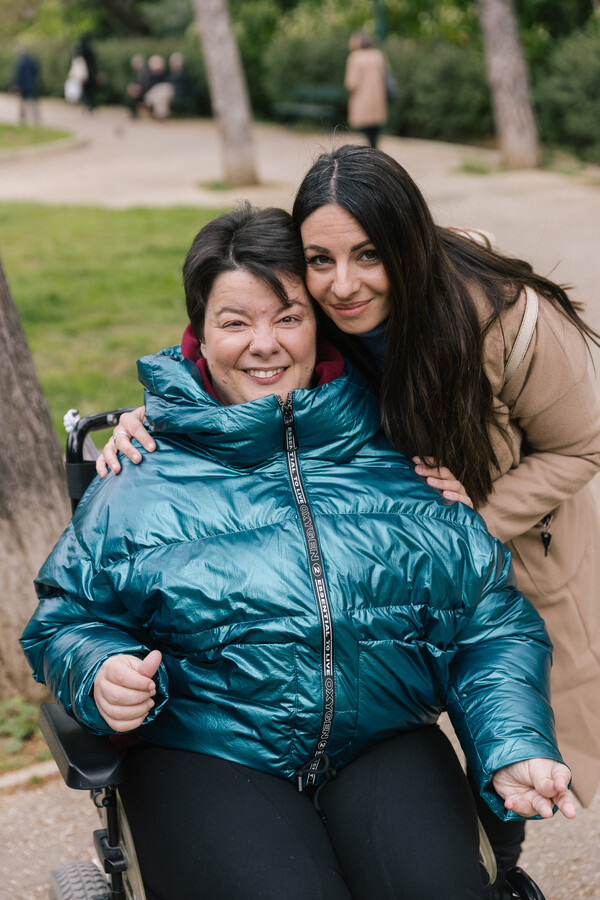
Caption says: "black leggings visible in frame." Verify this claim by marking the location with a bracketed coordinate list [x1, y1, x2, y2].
[363, 125, 381, 148]
[468, 766, 526, 878]
[119, 726, 490, 900]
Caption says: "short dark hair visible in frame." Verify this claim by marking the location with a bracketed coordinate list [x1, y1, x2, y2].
[183, 204, 306, 339]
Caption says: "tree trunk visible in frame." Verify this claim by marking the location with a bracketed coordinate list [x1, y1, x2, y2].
[191, 0, 258, 186]
[0, 260, 70, 701]
[477, 0, 541, 169]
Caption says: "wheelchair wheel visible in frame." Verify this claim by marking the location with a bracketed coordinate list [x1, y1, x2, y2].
[49, 860, 108, 900]
[505, 866, 546, 899]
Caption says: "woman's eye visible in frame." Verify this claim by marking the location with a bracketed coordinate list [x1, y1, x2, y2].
[223, 321, 246, 329]
[278, 315, 300, 325]
[306, 254, 331, 267]
[361, 248, 379, 262]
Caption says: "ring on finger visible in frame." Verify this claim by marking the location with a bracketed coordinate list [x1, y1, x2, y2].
[113, 430, 129, 443]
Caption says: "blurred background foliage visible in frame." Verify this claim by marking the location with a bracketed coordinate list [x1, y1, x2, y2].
[0, 0, 599, 161]
[0, 203, 223, 436]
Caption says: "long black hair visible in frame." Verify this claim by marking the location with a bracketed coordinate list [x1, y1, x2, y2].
[292, 144, 598, 506]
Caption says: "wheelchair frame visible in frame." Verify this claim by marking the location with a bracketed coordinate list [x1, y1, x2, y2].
[39, 700, 144, 900]
[38, 410, 548, 900]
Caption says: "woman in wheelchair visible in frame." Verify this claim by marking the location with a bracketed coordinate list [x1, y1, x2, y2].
[21, 206, 575, 900]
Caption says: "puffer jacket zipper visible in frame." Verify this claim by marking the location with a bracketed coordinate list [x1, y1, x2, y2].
[277, 394, 335, 791]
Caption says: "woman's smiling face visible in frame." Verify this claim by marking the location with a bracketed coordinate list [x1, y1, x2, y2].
[300, 203, 391, 334]
[200, 268, 317, 406]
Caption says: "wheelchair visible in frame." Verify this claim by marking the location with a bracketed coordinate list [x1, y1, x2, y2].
[38, 410, 548, 900]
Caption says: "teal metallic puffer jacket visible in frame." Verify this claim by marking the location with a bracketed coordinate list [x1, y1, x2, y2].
[21, 346, 561, 819]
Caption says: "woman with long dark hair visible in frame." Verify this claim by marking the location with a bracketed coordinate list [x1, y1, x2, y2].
[291, 145, 600, 897]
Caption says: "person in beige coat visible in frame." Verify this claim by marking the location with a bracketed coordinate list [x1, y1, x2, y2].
[344, 31, 386, 148]
[97, 146, 600, 899]
[479, 286, 600, 807]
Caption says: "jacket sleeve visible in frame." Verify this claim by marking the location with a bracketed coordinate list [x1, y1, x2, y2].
[20, 520, 169, 736]
[478, 300, 600, 543]
[446, 528, 562, 820]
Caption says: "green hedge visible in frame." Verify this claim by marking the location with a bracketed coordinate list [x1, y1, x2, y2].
[384, 37, 492, 142]
[260, 31, 493, 143]
[533, 21, 600, 163]
[3, 19, 600, 165]
[261, 29, 349, 124]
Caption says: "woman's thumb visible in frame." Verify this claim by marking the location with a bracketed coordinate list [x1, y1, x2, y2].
[139, 649, 162, 678]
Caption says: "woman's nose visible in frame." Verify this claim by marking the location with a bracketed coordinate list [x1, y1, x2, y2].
[249, 327, 279, 355]
[332, 265, 359, 299]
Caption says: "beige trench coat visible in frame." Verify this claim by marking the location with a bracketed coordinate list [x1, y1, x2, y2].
[344, 48, 386, 129]
[476, 288, 600, 806]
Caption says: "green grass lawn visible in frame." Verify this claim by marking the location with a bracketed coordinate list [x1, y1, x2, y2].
[0, 122, 73, 151]
[0, 203, 229, 441]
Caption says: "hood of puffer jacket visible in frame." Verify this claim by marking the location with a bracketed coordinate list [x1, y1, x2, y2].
[137, 343, 381, 467]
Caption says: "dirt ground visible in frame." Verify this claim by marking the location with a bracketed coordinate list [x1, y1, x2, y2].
[1, 773, 99, 898]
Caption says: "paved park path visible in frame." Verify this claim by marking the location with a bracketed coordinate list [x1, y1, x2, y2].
[0, 92, 599, 899]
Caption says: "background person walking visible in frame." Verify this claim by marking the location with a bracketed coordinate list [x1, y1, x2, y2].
[344, 31, 386, 149]
[11, 47, 40, 125]
[74, 35, 97, 113]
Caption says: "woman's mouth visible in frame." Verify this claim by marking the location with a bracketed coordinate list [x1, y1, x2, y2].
[331, 299, 372, 318]
[244, 367, 287, 383]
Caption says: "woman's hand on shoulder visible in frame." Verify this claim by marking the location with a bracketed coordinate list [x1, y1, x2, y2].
[96, 406, 155, 477]
[492, 758, 576, 820]
[413, 458, 474, 508]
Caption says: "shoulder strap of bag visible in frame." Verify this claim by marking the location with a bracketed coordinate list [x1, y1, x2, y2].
[502, 287, 539, 388]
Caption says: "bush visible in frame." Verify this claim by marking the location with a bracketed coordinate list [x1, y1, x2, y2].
[385, 37, 493, 142]
[0, 697, 40, 753]
[262, 29, 494, 144]
[534, 20, 600, 163]
[261, 28, 349, 123]
[232, 0, 291, 117]
[0, 41, 71, 97]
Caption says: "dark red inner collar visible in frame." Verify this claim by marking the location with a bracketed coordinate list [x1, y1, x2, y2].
[180, 323, 344, 400]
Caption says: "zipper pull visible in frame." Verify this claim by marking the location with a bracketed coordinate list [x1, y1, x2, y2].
[277, 395, 297, 452]
[539, 513, 553, 558]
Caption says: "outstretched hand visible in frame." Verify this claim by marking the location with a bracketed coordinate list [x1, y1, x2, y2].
[96, 406, 154, 477]
[94, 650, 162, 731]
[492, 758, 576, 819]
[413, 457, 474, 508]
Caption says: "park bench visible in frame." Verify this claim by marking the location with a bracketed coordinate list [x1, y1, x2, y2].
[272, 83, 346, 128]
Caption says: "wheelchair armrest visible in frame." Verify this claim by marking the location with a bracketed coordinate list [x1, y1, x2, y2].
[65, 460, 98, 503]
[39, 701, 125, 790]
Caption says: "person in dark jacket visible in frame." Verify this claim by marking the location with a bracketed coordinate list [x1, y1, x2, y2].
[21, 206, 575, 900]
[74, 35, 97, 112]
[11, 47, 40, 125]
